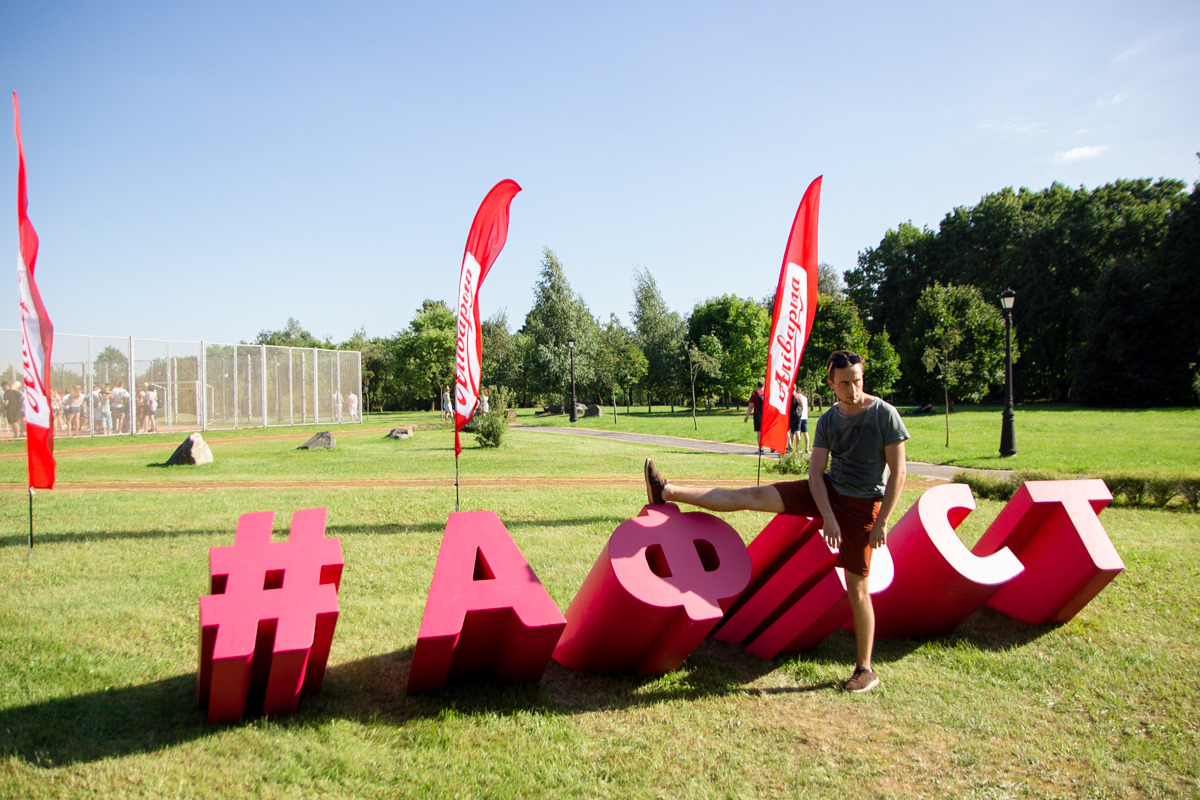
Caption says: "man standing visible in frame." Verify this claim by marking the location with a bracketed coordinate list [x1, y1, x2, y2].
[644, 350, 909, 693]
[743, 380, 765, 454]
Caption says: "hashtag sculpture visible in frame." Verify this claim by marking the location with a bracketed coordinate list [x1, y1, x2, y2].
[198, 508, 343, 723]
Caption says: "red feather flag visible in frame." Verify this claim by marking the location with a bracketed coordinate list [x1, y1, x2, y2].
[454, 179, 521, 457]
[12, 93, 55, 489]
[760, 176, 822, 456]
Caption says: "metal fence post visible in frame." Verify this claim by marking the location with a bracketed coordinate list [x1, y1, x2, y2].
[260, 344, 268, 429]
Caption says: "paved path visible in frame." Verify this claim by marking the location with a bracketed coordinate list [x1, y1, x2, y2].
[512, 425, 1011, 482]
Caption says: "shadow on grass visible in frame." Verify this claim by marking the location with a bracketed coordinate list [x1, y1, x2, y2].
[0, 606, 1058, 767]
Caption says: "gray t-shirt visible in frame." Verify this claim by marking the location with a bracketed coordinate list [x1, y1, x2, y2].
[813, 397, 910, 499]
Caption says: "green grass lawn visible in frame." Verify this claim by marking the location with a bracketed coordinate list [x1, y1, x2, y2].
[515, 403, 1200, 474]
[1, 409, 1198, 798]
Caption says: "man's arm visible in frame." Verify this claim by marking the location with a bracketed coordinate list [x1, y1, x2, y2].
[869, 440, 907, 548]
[808, 447, 841, 547]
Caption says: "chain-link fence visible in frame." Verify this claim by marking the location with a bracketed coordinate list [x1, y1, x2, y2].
[0, 330, 361, 438]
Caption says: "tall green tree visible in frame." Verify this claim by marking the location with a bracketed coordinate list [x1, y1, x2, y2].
[686, 334, 723, 428]
[519, 248, 600, 406]
[915, 282, 1008, 444]
[865, 329, 901, 398]
[254, 317, 331, 348]
[687, 294, 770, 407]
[593, 315, 648, 424]
[393, 300, 456, 410]
[631, 268, 685, 410]
[794, 294, 871, 403]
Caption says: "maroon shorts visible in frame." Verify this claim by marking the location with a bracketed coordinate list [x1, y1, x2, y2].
[772, 475, 881, 577]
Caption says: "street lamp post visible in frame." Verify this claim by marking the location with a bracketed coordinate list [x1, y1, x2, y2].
[568, 337, 578, 423]
[999, 288, 1017, 457]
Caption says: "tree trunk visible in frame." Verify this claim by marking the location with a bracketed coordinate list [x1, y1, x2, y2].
[944, 385, 951, 447]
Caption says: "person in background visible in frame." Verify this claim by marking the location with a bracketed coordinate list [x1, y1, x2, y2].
[3, 381, 25, 438]
[744, 380, 765, 454]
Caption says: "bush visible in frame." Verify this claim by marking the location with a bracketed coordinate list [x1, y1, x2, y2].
[1147, 476, 1182, 508]
[1100, 472, 1148, 506]
[473, 387, 513, 449]
[1180, 478, 1200, 511]
[952, 471, 1018, 501]
[768, 450, 809, 476]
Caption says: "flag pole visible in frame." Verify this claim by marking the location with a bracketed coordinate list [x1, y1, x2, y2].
[454, 454, 460, 512]
[756, 429, 763, 486]
[28, 487, 34, 550]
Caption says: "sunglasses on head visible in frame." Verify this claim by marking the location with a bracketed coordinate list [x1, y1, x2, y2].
[827, 353, 862, 369]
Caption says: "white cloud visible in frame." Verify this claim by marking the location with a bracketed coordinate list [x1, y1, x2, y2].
[1056, 145, 1110, 163]
[1094, 93, 1127, 108]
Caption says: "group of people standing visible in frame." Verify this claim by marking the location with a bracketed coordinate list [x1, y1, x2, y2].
[41, 381, 158, 436]
[743, 379, 811, 455]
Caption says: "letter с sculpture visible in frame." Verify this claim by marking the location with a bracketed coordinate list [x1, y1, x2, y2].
[552, 503, 751, 675]
[407, 510, 567, 693]
[198, 508, 343, 723]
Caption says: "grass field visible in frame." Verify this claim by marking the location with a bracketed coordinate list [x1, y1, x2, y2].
[1, 409, 1198, 798]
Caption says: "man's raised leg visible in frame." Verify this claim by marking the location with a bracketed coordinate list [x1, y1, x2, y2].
[645, 458, 786, 513]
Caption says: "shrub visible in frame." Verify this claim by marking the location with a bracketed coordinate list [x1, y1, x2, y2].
[768, 450, 809, 476]
[473, 386, 513, 449]
[953, 471, 1018, 501]
[1179, 478, 1200, 511]
[1101, 472, 1148, 506]
[1147, 476, 1182, 508]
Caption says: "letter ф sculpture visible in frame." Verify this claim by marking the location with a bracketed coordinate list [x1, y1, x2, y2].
[407, 511, 566, 693]
[198, 508, 343, 723]
[552, 503, 751, 675]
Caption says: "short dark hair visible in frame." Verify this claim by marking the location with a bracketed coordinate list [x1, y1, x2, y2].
[826, 350, 863, 380]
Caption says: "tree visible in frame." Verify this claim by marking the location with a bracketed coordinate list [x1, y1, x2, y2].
[847, 180, 1189, 402]
[93, 346, 129, 386]
[915, 283, 1008, 445]
[255, 317, 330, 348]
[393, 300, 456, 410]
[593, 315, 648, 424]
[686, 334, 723, 429]
[794, 294, 871, 404]
[687, 294, 770, 406]
[631, 268, 685, 410]
[519, 248, 600, 406]
[865, 329, 901, 398]
[817, 262, 846, 298]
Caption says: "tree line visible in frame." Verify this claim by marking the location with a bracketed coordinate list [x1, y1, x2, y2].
[847, 174, 1200, 407]
[261, 168, 1200, 413]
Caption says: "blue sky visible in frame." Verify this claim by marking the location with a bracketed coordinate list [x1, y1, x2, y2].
[3, 1, 1198, 346]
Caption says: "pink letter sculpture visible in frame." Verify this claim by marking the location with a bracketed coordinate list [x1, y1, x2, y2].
[871, 483, 1025, 638]
[407, 510, 567, 693]
[198, 508, 343, 723]
[713, 513, 893, 658]
[552, 503, 752, 675]
[972, 479, 1122, 625]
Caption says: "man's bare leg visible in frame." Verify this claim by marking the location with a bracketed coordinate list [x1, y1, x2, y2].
[844, 572, 874, 670]
[646, 458, 786, 513]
